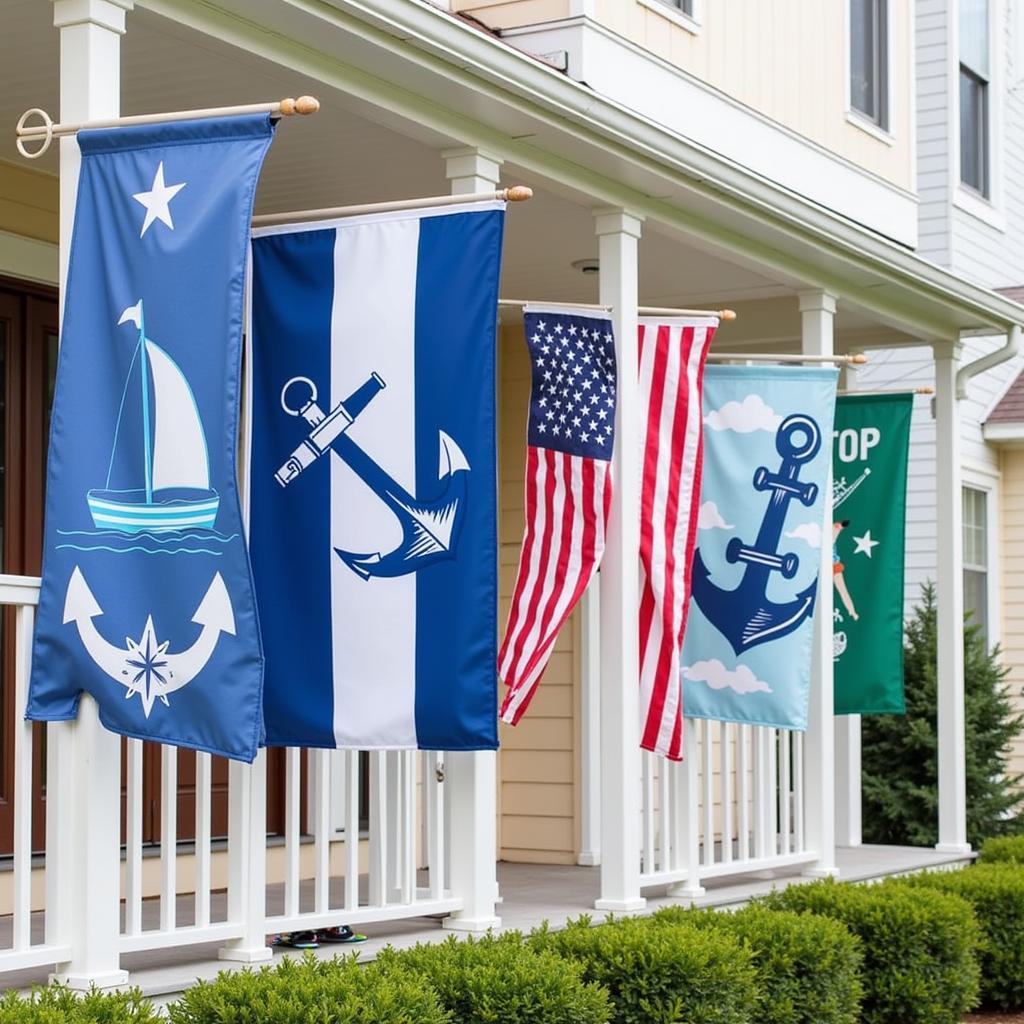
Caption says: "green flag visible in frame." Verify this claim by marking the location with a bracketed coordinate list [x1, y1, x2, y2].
[832, 393, 912, 714]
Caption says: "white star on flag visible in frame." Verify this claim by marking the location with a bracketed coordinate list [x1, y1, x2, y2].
[133, 162, 186, 238]
[853, 530, 880, 557]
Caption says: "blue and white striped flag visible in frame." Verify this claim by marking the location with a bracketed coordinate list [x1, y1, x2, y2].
[248, 204, 504, 750]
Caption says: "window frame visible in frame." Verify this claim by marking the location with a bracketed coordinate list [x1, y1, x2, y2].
[962, 472, 1000, 650]
[846, 0, 893, 137]
[637, 0, 701, 35]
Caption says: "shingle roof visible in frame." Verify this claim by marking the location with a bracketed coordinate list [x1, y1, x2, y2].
[985, 288, 1024, 424]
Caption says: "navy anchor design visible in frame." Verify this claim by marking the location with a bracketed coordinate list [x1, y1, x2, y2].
[275, 374, 469, 580]
[691, 414, 822, 655]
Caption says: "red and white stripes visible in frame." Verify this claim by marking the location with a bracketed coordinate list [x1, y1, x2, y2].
[498, 448, 611, 725]
[638, 317, 718, 760]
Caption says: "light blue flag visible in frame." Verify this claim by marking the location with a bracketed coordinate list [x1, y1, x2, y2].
[681, 365, 838, 730]
[248, 204, 504, 751]
[26, 116, 274, 762]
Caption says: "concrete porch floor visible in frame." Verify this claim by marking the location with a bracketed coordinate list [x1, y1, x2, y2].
[0, 844, 973, 998]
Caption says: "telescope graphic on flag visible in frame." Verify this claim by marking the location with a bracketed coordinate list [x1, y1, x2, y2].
[275, 373, 470, 580]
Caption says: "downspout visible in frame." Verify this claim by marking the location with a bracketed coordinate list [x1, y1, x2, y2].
[955, 324, 1023, 398]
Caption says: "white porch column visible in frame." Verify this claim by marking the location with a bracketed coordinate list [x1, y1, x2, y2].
[49, 0, 133, 989]
[442, 146, 501, 930]
[834, 358, 862, 848]
[594, 207, 646, 913]
[798, 290, 838, 877]
[934, 341, 970, 853]
[578, 583, 601, 865]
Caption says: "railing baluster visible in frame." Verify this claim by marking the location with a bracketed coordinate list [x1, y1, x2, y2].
[160, 746, 177, 931]
[768, 728, 779, 855]
[793, 731, 806, 852]
[720, 721, 733, 865]
[428, 752, 445, 899]
[284, 748, 301, 917]
[641, 752, 654, 875]
[779, 730, 791, 855]
[701, 719, 714, 866]
[738, 724, 750, 861]
[12, 605, 34, 951]
[369, 752, 387, 907]
[344, 750, 360, 912]
[195, 752, 212, 928]
[753, 727, 767, 859]
[401, 751, 415, 904]
[658, 754, 671, 874]
[314, 750, 331, 914]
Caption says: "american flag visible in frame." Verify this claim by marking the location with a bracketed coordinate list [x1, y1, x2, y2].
[638, 316, 718, 760]
[499, 307, 616, 724]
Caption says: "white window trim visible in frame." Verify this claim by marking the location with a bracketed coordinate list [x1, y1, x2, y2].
[951, 0, 1006, 225]
[0, 230, 58, 286]
[637, 0, 701, 35]
[843, 0, 895, 139]
[963, 466, 1001, 650]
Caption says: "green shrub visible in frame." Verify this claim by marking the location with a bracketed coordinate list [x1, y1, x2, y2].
[905, 864, 1024, 1010]
[376, 932, 609, 1024]
[762, 878, 980, 1024]
[529, 915, 757, 1024]
[979, 835, 1024, 865]
[651, 904, 862, 1024]
[166, 952, 450, 1024]
[0, 987, 159, 1023]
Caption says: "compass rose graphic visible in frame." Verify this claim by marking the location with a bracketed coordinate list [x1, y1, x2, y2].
[125, 618, 171, 716]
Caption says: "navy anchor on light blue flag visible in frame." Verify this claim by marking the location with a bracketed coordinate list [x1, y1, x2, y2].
[26, 116, 274, 762]
[681, 365, 838, 731]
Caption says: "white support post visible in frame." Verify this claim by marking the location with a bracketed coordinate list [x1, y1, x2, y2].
[49, 0, 133, 990]
[935, 341, 970, 853]
[578, 582, 601, 865]
[834, 357, 862, 848]
[219, 754, 272, 962]
[594, 207, 646, 913]
[798, 290, 838, 878]
[442, 146, 501, 931]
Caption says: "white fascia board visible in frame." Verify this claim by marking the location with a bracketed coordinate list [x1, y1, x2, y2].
[0, 230, 58, 286]
[137, 0, 1024, 337]
[982, 422, 1024, 444]
[502, 17, 918, 248]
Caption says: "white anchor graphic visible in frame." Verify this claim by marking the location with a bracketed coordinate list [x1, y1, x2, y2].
[63, 566, 235, 717]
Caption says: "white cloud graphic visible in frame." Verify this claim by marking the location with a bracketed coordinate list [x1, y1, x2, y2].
[704, 394, 782, 433]
[683, 659, 773, 695]
[785, 521, 821, 549]
[698, 501, 734, 530]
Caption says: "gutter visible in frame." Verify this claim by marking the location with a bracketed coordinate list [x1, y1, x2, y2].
[957, 326, 1023, 398]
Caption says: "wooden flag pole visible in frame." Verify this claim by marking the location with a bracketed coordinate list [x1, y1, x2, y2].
[252, 186, 533, 227]
[15, 96, 320, 159]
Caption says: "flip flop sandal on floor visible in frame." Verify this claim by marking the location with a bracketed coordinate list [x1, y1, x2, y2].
[317, 926, 368, 944]
[274, 931, 320, 950]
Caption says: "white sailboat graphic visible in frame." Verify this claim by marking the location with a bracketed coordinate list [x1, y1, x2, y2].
[86, 300, 219, 534]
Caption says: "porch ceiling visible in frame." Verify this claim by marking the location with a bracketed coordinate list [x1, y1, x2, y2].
[0, 0, 937, 347]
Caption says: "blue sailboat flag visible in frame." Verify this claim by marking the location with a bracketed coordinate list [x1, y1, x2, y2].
[681, 365, 838, 731]
[248, 204, 505, 750]
[26, 116, 275, 762]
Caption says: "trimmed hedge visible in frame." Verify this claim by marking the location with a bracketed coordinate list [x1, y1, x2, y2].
[166, 952, 450, 1024]
[0, 987, 159, 1023]
[762, 878, 980, 1024]
[529, 915, 758, 1024]
[979, 835, 1024, 865]
[905, 864, 1024, 1010]
[652, 904, 862, 1024]
[376, 933, 610, 1024]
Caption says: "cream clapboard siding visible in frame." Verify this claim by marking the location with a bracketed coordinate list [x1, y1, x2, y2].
[458, 0, 913, 192]
[1000, 447, 1024, 786]
[498, 322, 580, 864]
[0, 160, 58, 245]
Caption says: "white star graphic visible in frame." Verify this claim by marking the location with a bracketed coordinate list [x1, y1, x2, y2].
[853, 530, 880, 557]
[133, 162, 186, 238]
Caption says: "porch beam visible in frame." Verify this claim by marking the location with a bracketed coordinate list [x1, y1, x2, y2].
[798, 290, 839, 878]
[594, 207, 645, 914]
[49, 0, 133, 990]
[934, 340, 970, 853]
[441, 147, 502, 932]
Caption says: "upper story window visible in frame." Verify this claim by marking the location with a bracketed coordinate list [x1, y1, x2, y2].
[960, 0, 991, 196]
[850, 0, 889, 129]
[662, 0, 695, 12]
[963, 485, 990, 642]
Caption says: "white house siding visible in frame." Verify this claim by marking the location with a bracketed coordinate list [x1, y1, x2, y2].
[916, 0, 952, 265]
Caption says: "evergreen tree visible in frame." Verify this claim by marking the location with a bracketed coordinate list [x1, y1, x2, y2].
[861, 583, 1024, 848]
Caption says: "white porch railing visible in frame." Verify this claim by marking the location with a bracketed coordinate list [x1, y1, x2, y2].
[0, 573, 458, 983]
[639, 716, 815, 892]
